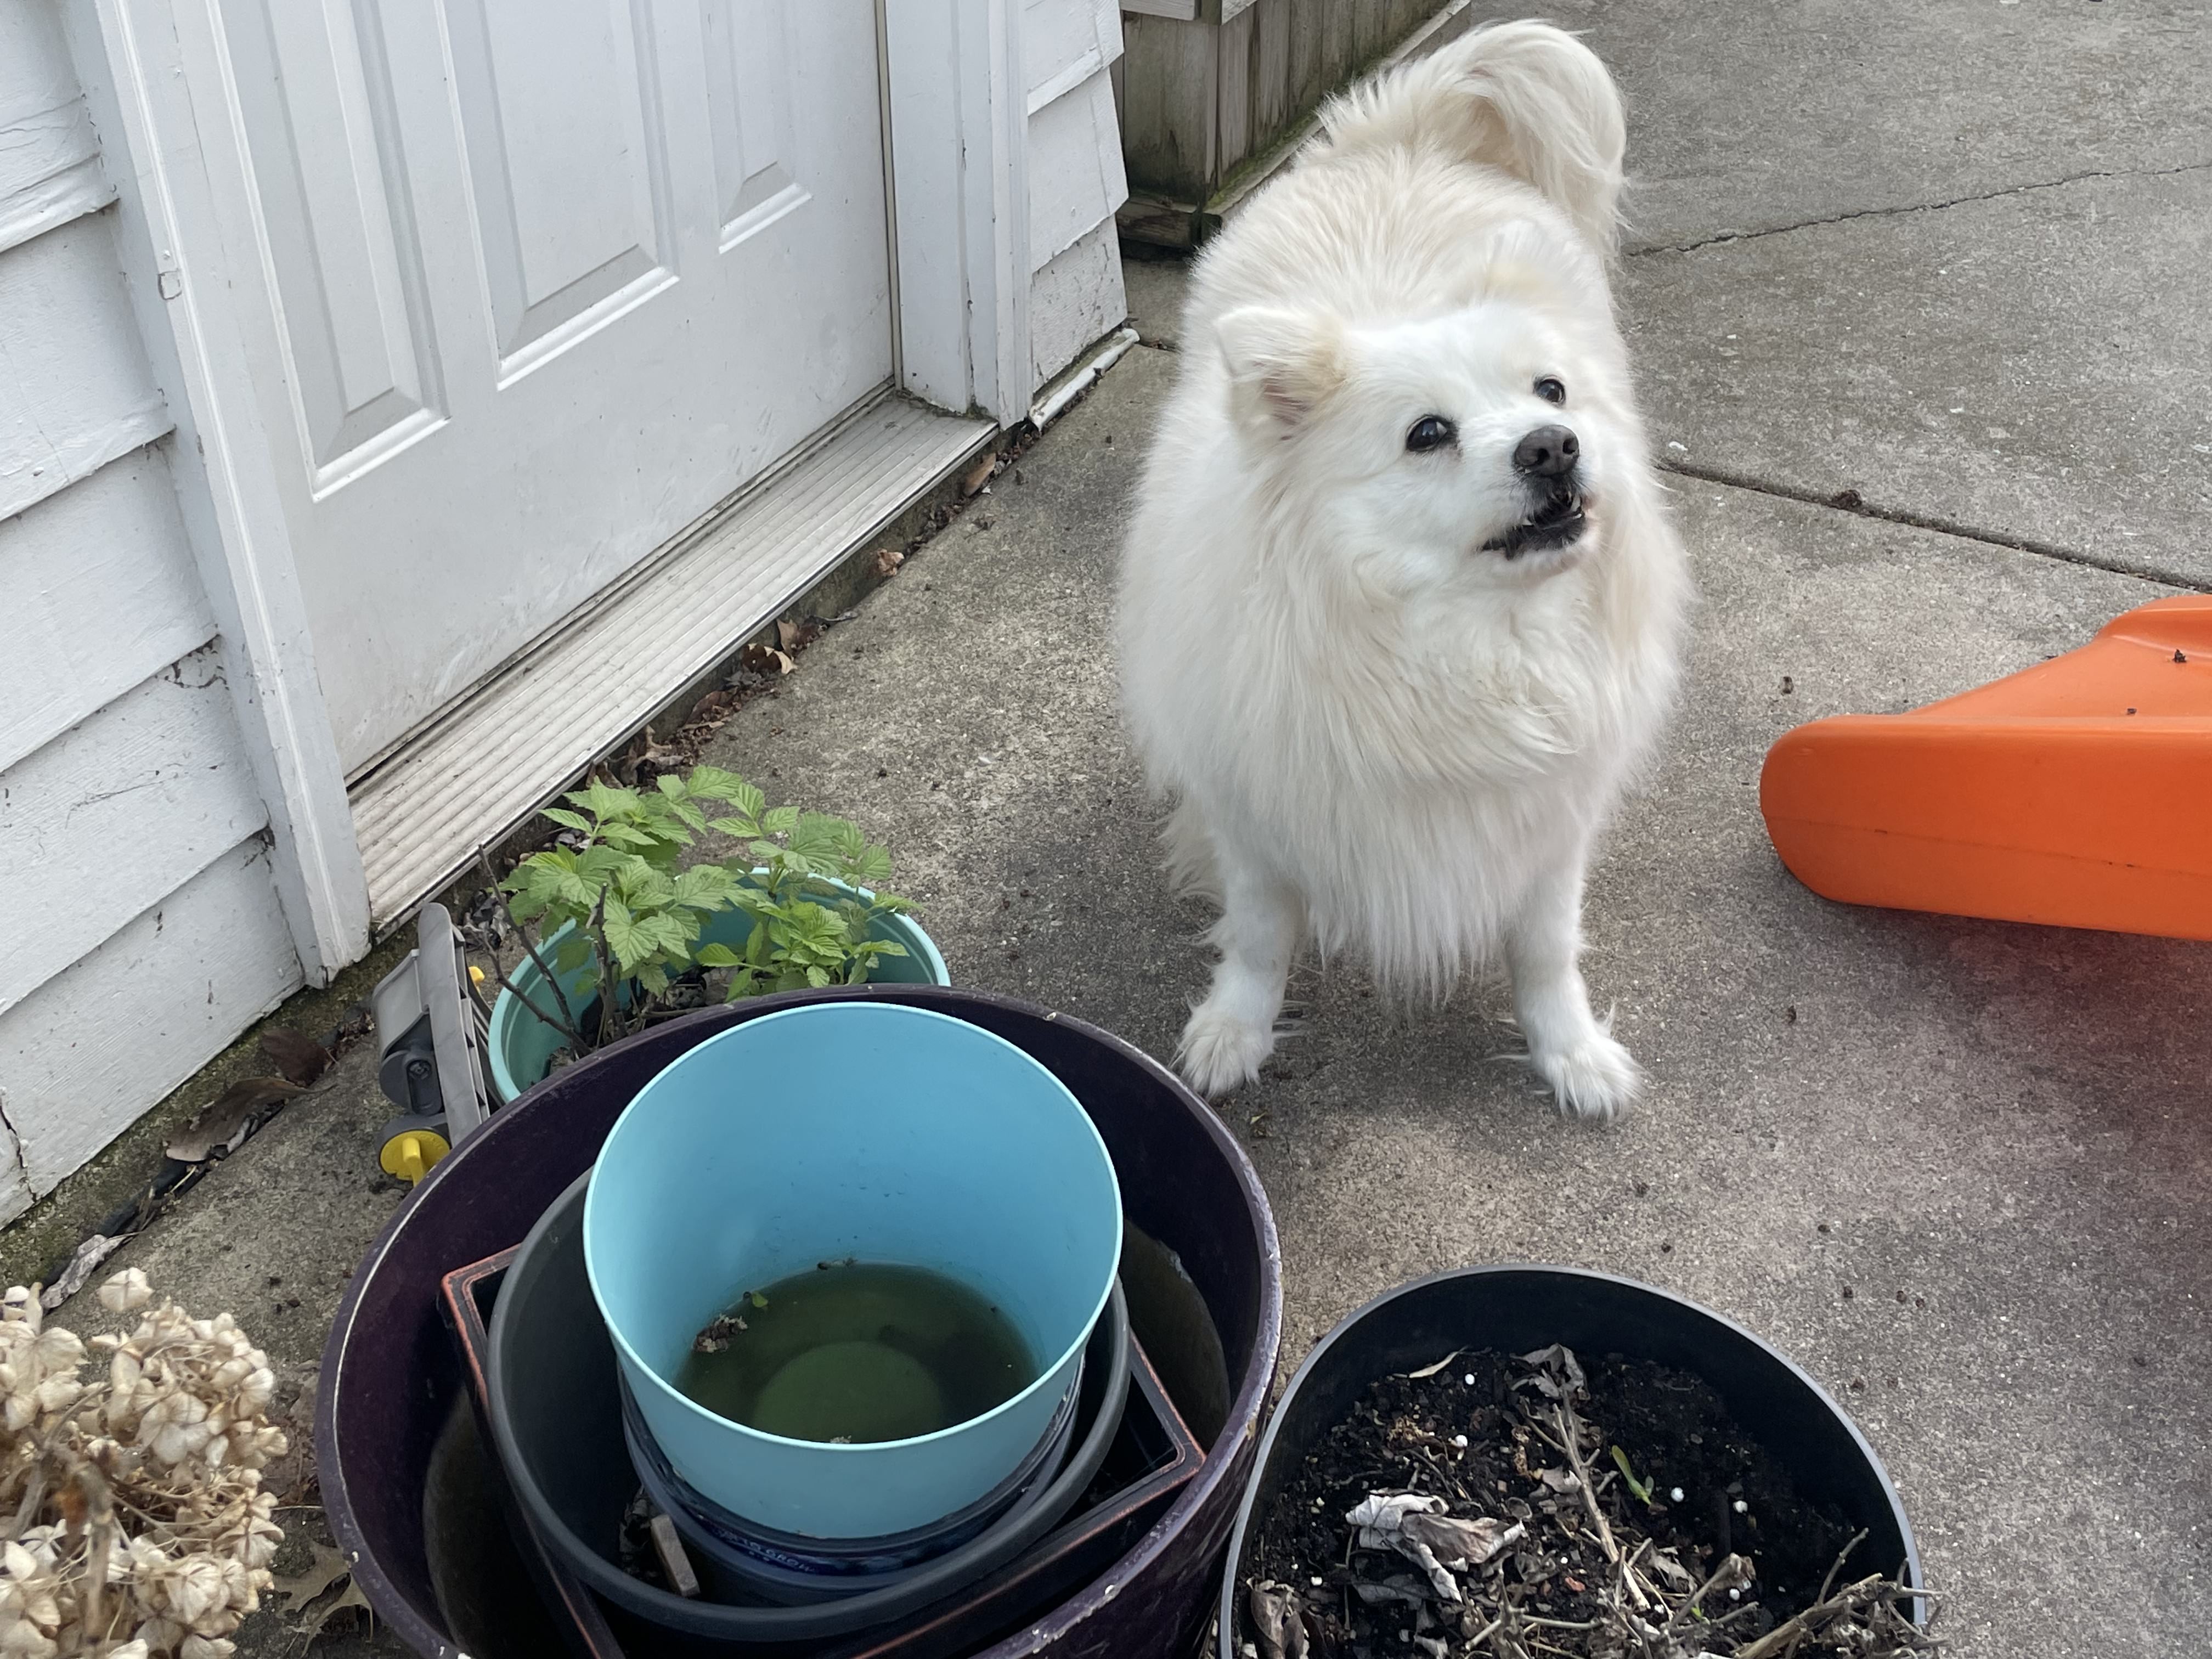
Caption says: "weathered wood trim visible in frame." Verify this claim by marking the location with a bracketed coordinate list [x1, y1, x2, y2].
[1116, 0, 1486, 249]
[64, 0, 370, 983]
[1116, 0, 1475, 206]
[883, 0, 1034, 419]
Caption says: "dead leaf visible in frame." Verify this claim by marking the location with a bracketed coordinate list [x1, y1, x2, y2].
[1401, 1512, 1523, 1572]
[259, 1027, 331, 1087]
[1645, 1549, 1696, 1592]
[738, 641, 796, 678]
[330, 1001, 373, 1051]
[1515, 1342, 1587, 1398]
[39, 1235, 126, 1310]
[297, 1576, 371, 1644]
[1347, 1493, 1460, 1600]
[871, 546, 905, 577]
[1248, 1580, 1310, 1659]
[166, 1076, 302, 1163]
[776, 616, 823, 653]
[960, 453, 997, 496]
[273, 1543, 352, 1606]
[1400, 1348, 1464, 1381]
[689, 689, 736, 724]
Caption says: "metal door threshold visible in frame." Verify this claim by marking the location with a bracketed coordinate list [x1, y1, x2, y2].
[349, 393, 994, 927]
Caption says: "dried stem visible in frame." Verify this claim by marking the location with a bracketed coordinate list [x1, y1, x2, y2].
[1734, 1576, 1919, 1659]
[1670, 1554, 1754, 1631]
[1783, 1530, 1869, 1659]
[475, 847, 588, 1048]
[1551, 1400, 1650, 1612]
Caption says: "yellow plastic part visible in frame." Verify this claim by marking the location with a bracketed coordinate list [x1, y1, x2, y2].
[380, 1128, 451, 1186]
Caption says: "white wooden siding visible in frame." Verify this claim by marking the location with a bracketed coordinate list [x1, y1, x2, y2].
[0, 449, 217, 771]
[0, 0, 114, 256]
[0, 213, 172, 518]
[1027, 70, 1127, 274]
[1022, 0, 1128, 385]
[0, 644, 271, 1018]
[1031, 219, 1128, 391]
[0, 5, 301, 1223]
[0, 837, 302, 1208]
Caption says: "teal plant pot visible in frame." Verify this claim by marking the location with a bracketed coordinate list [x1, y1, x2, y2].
[583, 1002, 1124, 1538]
[486, 877, 949, 1103]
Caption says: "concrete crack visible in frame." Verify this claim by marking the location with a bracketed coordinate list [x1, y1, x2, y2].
[1625, 160, 2212, 257]
[1658, 458, 2208, 594]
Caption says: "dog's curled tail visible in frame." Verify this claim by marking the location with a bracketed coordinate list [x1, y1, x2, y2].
[1317, 19, 1626, 254]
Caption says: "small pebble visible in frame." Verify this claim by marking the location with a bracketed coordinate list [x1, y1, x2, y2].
[1729, 1588, 1742, 1601]
[1733, 1499, 1748, 1514]
[1463, 1374, 1477, 1386]
[1452, 1434, 1469, 1449]
[1311, 1576, 1324, 1587]
[1669, 1486, 1685, 1503]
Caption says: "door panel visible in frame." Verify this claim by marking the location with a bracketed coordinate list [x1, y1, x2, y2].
[224, 0, 442, 483]
[445, 0, 674, 366]
[207, 0, 893, 772]
[702, 0, 803, 242]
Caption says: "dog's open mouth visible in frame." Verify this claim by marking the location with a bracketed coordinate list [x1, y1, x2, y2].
[1480, 491, 1588, 559]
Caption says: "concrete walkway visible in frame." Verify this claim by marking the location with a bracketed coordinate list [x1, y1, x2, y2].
[66, 6, 2210, 1655]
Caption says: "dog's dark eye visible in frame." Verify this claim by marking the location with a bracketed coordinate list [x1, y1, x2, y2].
[1405, 415, 1457, 453]
[1534, 377, 1567, 405]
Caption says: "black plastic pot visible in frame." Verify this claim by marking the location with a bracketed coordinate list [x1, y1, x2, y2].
[1220, 1266, 1923, 1656]
[486, 1170, 1129, 1640]
[319, 985, 1280, 1659]
[441, 1233, 1204, 1659]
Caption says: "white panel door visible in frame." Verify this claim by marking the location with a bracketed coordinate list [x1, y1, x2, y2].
[209, 0, 893, 772]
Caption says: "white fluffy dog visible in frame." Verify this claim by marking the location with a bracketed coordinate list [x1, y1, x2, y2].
[1116, 21, 1689, 1119]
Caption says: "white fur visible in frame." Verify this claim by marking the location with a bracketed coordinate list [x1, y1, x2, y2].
[1116, 21, 1689, 1120]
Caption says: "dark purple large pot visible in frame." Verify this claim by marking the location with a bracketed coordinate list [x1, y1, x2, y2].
[318, 986, 1281, 1659]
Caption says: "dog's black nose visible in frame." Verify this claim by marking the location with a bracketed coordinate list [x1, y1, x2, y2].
[1513, 424, 1579, 477]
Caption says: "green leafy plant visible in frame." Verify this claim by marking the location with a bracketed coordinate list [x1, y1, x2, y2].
[494, 765, 912, 1049]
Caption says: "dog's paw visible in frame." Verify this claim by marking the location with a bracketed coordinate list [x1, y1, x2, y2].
[1177, 1007, 1277, 1098]
[1531, 1031, 1642, 1122]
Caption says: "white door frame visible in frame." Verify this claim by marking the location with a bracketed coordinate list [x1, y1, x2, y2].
[63, 0, 1035, 983]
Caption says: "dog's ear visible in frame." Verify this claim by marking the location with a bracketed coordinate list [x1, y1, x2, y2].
[1216, 307, 1346, 433]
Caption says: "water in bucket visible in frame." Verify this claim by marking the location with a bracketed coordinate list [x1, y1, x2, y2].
[675, 1261, 1038, 1444]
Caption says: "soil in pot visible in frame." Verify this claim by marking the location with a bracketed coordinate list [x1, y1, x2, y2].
[1244, 1344, 1932, 1659]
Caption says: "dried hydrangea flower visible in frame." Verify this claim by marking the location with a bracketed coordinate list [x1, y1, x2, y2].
[0, 1279, 286, 1658]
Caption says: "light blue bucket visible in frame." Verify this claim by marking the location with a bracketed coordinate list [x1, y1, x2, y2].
[582, 1002, 1123, 1539]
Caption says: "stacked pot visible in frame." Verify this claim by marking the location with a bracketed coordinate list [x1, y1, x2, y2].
[484, 1001, 1134, 1646]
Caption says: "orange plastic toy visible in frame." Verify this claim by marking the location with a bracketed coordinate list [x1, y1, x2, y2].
[1760, 595, 2212, 940]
